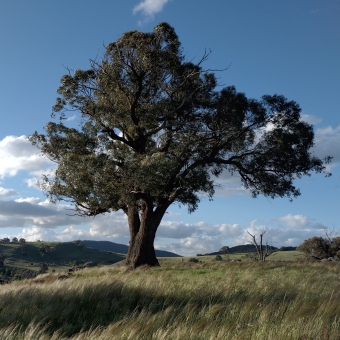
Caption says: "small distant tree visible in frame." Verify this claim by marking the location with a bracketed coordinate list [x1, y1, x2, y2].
[39, 262, 49, 274]
[247, 230, 274, 262]
[12, 237, 18, 243]
[220, 246, 230, 254]
[2, 238, 10, 244]
[19, 238, 26, 244]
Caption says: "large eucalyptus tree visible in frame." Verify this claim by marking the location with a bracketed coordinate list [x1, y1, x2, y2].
[30, 23, 330, 268]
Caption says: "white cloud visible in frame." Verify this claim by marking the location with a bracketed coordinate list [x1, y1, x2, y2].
[210, 172, 249, 197]
[277, 214, 325, 229]
[300, 114, 322, 125]
[133, 0, 171, 23]
[158, 236, 223, 256]
[156, 220, 242, 240]
[232, 220, 326, 249]
[154, 220, 243, 255]
[0, 199, 84, 228]
[25, 177, 40, 189]
[0, 135, 53, 178]
[0, 187, 18, 198]
[278, 214, 309, 228]
[65, 115, 77, 122]
[19, 226, 60, 242]
[313, 125, 340, 165]
[15, 197, 42, 205]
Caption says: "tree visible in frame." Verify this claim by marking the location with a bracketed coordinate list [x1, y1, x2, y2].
[12, 237, 18, 243]
[220, 246, 230, 254]
[297, 236, 340, 260]
[29, 23, 331, 269]
[39, 262, 49, 274]
[19, 238, 26, 244]
[247, 230, 274, 262]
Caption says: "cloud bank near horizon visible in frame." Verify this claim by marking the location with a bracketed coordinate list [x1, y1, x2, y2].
[0, 117, 336, 256]
[0, 196, 327, 255]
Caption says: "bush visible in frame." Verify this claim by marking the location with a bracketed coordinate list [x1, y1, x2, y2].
[297, 236, 340, 260]
[188, 258, 199, 263]
[39, 262, 49, 274]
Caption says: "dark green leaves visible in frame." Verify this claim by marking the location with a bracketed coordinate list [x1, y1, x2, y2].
[30, 22, 331, 217]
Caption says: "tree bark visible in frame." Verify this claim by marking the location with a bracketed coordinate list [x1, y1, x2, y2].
[125, 201, 169, 269]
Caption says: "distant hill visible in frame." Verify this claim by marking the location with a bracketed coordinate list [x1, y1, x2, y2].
[204, 244, 278, 255]
[204, 244, 296, 255]
[0, 241, 125, 281]
[81, 240, 182, 257]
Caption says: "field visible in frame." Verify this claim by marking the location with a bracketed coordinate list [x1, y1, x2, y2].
[162, 250, 305, 263]
[0, 258, 339, 339]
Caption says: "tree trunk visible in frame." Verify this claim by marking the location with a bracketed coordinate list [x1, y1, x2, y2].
[125, 201, 168, 269]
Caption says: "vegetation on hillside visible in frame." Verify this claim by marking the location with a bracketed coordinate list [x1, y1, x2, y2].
[0, 241, 124, 281]
[0, 260, 338, 339]
[81, 240, 181, 257]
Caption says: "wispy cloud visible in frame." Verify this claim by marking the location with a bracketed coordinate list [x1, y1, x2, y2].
[133, 0, 171, 24]
[0, 135, 53, 179]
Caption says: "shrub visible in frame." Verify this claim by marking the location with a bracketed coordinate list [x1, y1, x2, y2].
[297, 236, 340, 260]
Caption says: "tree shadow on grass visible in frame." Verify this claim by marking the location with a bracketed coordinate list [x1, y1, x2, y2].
[0, 276, 300, 337]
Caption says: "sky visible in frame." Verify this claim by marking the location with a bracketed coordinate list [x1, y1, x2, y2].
[0, 0, 339, 255]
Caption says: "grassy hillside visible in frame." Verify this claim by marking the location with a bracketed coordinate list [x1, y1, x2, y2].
[0, 242, 125, 278]
[0, 260, 339, 339]
[81, 240, 182, 257]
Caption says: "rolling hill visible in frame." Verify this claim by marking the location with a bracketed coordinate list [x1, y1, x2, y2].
[0, 241, 125, 280]
[81, 240, 182, 257]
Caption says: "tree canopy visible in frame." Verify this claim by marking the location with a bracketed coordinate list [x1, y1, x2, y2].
[30, 22, 331, 268]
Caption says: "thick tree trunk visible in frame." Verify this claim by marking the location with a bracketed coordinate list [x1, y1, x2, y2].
[125, 201, 168, 269]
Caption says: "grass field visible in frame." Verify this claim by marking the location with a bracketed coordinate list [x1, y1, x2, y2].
[0, 259, 338, 339]
[161, 250, 305, 263]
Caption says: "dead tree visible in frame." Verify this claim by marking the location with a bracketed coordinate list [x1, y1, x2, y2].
[247, 230, 273, 262]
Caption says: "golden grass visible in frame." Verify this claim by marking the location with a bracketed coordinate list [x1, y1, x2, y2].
[0, 261, 339, 339]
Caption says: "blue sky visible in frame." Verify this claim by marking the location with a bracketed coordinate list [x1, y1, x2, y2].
[0, 0, 339, 255]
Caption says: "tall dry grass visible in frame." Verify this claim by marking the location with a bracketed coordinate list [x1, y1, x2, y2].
[0, 261, 339, 339]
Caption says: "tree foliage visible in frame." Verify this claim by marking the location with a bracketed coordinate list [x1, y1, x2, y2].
[29, 23, 330, 268]
[297, 236, 340, 260]
[220, 246, 230, 254]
